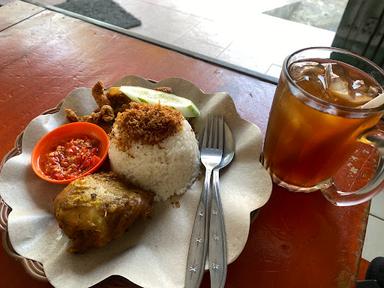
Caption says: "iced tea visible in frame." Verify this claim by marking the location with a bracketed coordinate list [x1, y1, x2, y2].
[263, 58, 383, 190]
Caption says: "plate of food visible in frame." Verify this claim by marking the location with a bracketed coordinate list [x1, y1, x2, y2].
[0, 76, 272, 288]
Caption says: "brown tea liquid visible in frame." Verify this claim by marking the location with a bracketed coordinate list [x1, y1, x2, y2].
[263, 59, 383, 188]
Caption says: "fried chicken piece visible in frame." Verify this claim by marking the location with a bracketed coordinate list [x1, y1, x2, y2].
[106, 86, 131, 114]
[65, 108, 82, 122]
[65, 81, 122, 124]
[92, 80, 111, 107]
[66, 80, 116, 124]
[65, 105, 114, 123]
[54, 172, 154, 253]
[99, 105, 115, 122]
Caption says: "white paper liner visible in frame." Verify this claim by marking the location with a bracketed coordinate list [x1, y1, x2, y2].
[0, 76, 272, 288]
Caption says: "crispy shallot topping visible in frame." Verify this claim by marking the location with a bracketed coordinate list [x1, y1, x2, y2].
[111, 102, 183, 150]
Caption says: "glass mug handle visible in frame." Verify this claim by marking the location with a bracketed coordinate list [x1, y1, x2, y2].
[321, 126, 384, 206]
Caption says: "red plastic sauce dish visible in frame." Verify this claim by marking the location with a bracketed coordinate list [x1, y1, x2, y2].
[31, 122, 110, 184]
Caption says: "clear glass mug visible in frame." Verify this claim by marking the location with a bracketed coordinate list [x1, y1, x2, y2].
[262, 47, 384, 206]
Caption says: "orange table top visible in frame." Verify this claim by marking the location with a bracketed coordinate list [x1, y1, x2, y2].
[0, 1, 371, 287]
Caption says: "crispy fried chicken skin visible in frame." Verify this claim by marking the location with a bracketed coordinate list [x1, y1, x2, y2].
[65, 81, 130, 124]
[65, 105, 114, 123]
[53, 172, 154, 253]
[92, 80, 111, 107]
[105, 86, 131, 114]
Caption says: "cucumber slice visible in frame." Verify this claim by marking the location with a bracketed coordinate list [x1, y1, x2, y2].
[119, 86, 200, 118]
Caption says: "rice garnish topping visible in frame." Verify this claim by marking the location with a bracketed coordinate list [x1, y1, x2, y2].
[111, 102, 183, 150]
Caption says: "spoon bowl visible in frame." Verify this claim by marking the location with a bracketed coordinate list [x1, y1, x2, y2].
[218, 121, 235, 169]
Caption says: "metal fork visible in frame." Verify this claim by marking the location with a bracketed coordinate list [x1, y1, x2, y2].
[185, 115, 224, 288]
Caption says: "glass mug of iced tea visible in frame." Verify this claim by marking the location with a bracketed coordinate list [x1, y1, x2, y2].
[263, 47, 384, 206]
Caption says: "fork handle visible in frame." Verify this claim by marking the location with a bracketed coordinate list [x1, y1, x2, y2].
[185, 168, 212, 288]
[209, 168, 227, 288]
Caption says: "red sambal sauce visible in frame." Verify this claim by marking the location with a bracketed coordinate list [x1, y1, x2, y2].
[40, 136, 101, 180]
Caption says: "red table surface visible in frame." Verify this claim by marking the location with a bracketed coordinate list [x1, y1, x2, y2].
[0, 1, 373, 287]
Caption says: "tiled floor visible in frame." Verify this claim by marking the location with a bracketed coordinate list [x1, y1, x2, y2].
[118, 0, 336, 79]
[363, 214, 384, 262]
[363, 194, 384, 262]
[8, 0, 384, 271]
[37, 0, 336, 80]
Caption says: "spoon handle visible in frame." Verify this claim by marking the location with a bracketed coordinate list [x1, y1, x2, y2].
[209, 168, 227, 288]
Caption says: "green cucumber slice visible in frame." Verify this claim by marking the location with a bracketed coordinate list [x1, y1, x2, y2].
[119, 86, 200, 118]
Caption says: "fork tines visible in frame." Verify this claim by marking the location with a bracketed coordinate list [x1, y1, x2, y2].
[201, 115, 224, 151]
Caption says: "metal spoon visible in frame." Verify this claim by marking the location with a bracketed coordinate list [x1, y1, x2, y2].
[208, 120, 235, 288]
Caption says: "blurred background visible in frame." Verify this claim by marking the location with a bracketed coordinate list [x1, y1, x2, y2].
[19, 0, 383, 79]
[19, 0, 351, 79]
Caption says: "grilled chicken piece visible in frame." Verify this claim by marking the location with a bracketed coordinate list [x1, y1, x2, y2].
[54, 172, 153, 253]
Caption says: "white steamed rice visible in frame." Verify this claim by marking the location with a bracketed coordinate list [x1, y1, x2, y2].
[108, 120, 200, 201]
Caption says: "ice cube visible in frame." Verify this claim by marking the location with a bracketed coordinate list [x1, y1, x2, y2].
[291, 61, 382, 107]
[324, 63, 350, 100]
[352, 80, 379, 98]
[367, 86, 379, 97]
[350, 80, 378, 105]
[328, 79, 350, 100]
[352, 80, 364, 90]
[290, 61, 330, 99]
[290, 61, 324, 82]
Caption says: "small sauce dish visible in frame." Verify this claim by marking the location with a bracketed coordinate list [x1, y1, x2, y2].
[31, 122, 110, 184]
